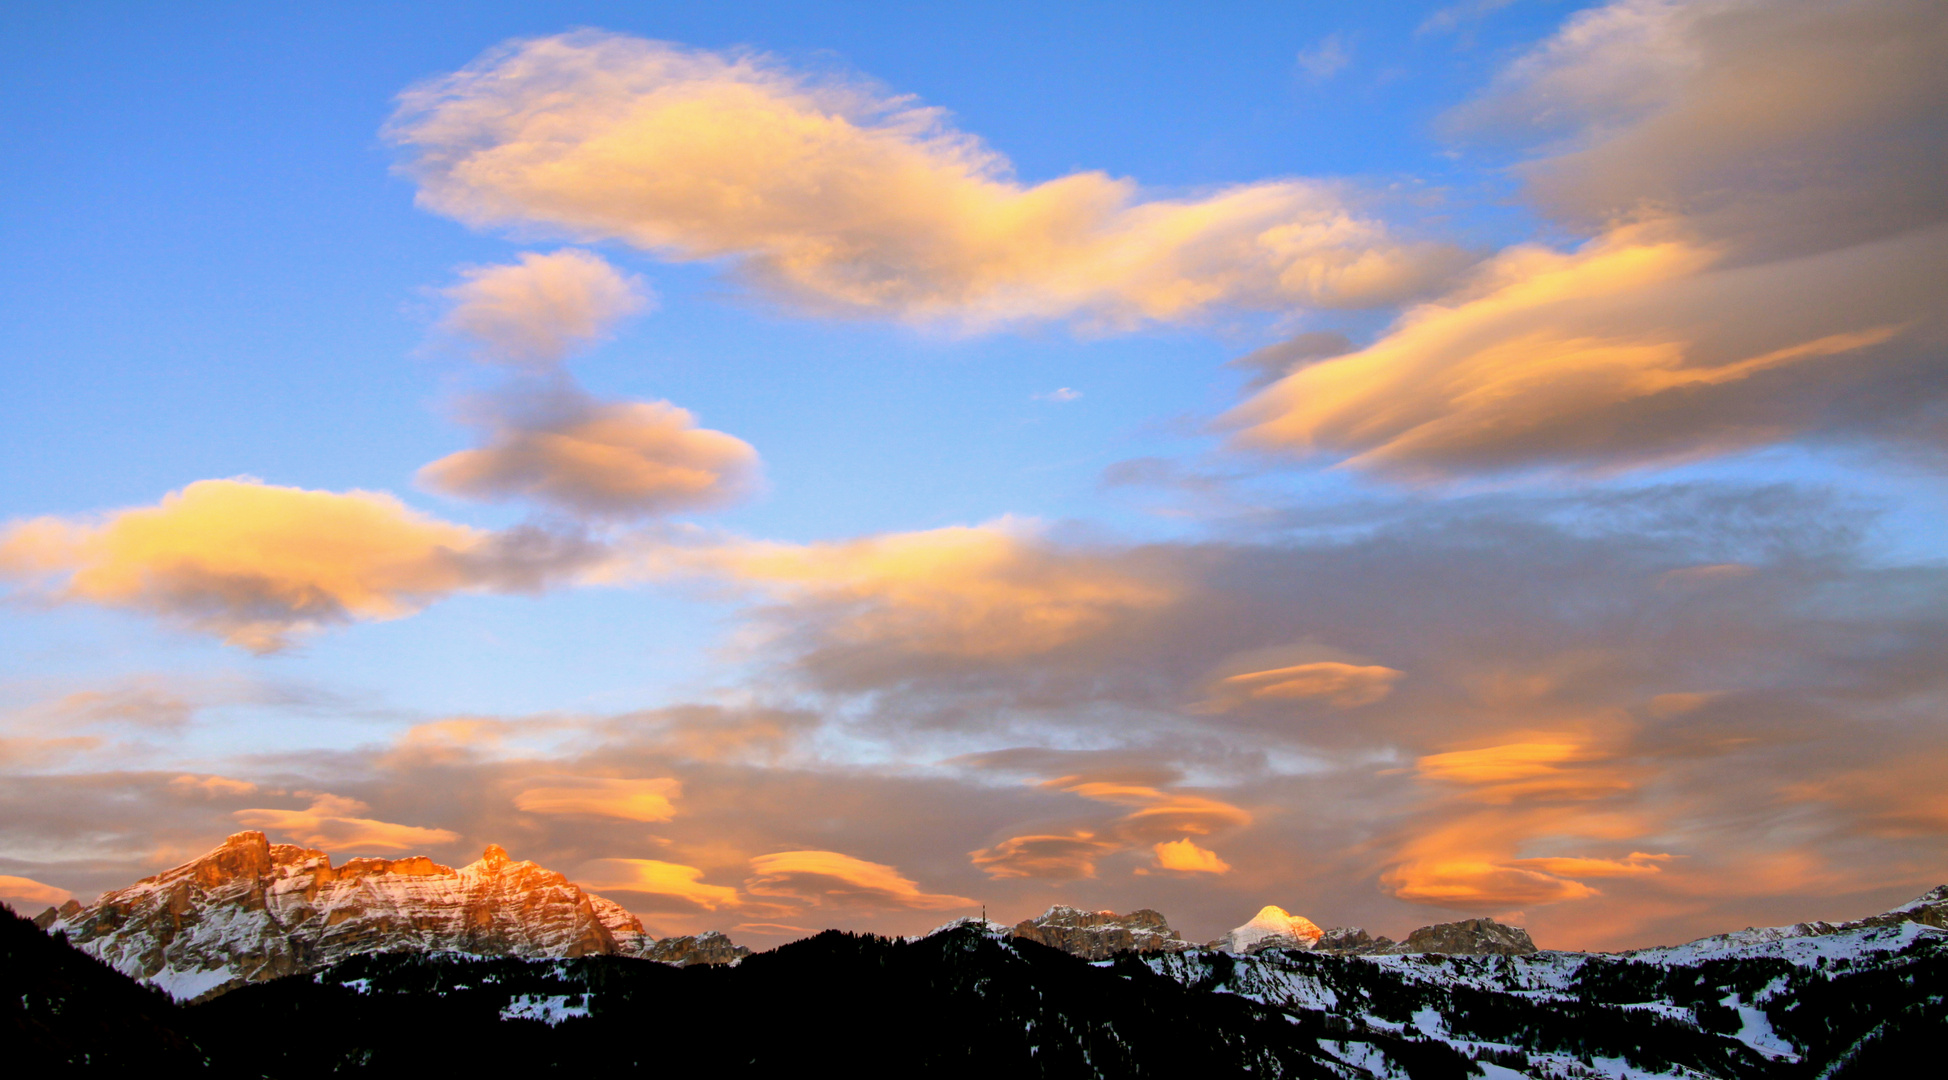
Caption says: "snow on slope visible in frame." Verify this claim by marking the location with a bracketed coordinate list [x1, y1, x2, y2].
[1219, 905, 1324, 953]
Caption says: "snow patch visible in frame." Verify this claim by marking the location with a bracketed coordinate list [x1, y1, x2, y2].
[146, 965, 237, 1002]
[499, 993, 590, 1025]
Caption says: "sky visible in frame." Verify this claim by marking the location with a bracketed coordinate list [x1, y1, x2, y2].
[2, 0, 1945, 952]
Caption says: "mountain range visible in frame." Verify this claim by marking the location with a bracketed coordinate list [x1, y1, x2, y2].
[12, 833, 1947, 1077]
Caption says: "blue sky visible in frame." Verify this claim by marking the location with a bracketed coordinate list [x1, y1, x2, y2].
[3, 0, 1945, 951]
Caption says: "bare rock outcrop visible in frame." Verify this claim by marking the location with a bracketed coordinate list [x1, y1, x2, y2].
[1313, 926, 1394, 953]
[36, 831, 745, 1000]
[643, 930, 752, 966]
[1011, 905, 1192, 959]
[1379, 917, 1537, 956]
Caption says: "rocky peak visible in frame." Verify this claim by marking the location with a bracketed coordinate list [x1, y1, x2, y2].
[1314, 926, 1392, 953]
[38, 832, 747, 1000]
[1390, 917, 1537, 956]
[1011, 904, 1191, 960]
[643, 930, 753, 966]
[1217, 905, 1325, 953]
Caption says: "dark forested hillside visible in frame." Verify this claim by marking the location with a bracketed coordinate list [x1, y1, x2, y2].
[192, 927, 1475, 1078]
[8, 908, 1945, 1078]
[2, 906, 212, 1072]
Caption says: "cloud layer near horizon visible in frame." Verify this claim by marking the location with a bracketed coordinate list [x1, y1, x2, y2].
[388, 32, 1461, 328]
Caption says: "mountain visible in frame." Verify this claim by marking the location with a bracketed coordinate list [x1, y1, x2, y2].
[1143, 888, 1948, 1078]
[12, 881, 1947, 1076]
[33, 831, 744, 1000]
[186, 925, 1465, 1078]
[1217, 904, 1325, 952]
[1009, 904, 1193, 959]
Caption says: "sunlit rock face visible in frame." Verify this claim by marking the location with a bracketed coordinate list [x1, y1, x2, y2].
[35, 832, 741, 1000]
[1313, 926, 1391, 953]
[1009, 905, 1192, 960]
[640, 930, 752, 966]
[1381, 917, 1537, 956]
[1216, 905, 1325, 954]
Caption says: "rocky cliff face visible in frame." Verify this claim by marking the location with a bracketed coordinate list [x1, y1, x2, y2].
[1384, 916, 1537, 956]
[640, 930, 752, 966]
[35, 832, 742, 999]
[1313, 925, 1391, 952]
[1010, 905, 1192, 960]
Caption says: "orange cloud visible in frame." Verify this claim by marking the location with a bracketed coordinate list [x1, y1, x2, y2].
[1229, 0, 1948, 476]
[1380, 809, 1664, 911]
[169, 774, 258, 798]
[746, 850, 973, 910]
[420, 398, 759, 520]
[0, 479, 587, 652]
[1505, 852, 1672, 878]
[1153, 839, 1231, 874]
[437, 249, 648, 368]
[616, 519, 1176, 660]
[0, 874, 73, 909]
[1053, 777, 1253, 838]
[969, 832, 1117, 880]
[514, 777, 682, 822]
[1209, 661, 1403, 709]
[233, 795, 459, 852]
[1415, 735, 1632, 803]
[577, 858, 739, 910]
[390, 33, 1458, 329]
[1231, 227, 1917, 475]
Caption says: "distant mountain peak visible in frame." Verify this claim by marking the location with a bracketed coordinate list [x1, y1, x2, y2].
[1010, 905, 1191, 960]
[35, 831, 745, 1001]
[1219, 904, 1324, 953]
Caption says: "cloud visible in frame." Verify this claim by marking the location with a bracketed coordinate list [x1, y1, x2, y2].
[1294, 34, 1352, 82]
[576, 858, 739, 910]
[1230, 0, 1948, 476]
[1226, 331, 1354, 391]
[232, 794, 460, 852]
[169, 775, 258, 798]
[1207, 661, 1403, 709]
[0, 874, 72, 910]
[1054, 777, 1253, 840]
[438, 249, 649, 369]
[969, 832, 1117, 880]
[1033, 388, 1082, 403]
[53, 685, 197, 730]
[388, 32, 1460, 329]
[1153, 839, 1231, 874]
[514, 777, 682, 822]
[420, 393, 760, 520]
[746, 850, 974, 910]
[612, 519, 1178, 675]
[1415, 735, 1634, 803]
[0, 478, 599, 651]
[6, 484, 1946, 950]
[1505, 852, 1671, 878]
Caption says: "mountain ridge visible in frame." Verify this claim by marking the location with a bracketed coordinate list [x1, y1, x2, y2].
[32, 831, 747, 1000]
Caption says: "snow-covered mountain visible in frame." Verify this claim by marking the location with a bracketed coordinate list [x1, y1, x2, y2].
[1142, 887, 1948, 1078]
[33, 831, 745, 1000]
[17, 875, 1947, 1076]
[1216, 904, 1324, 952]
